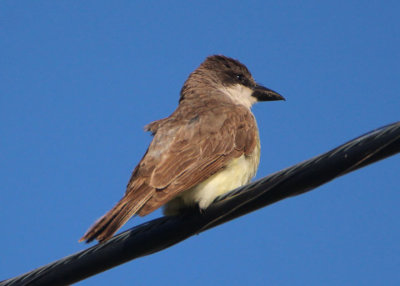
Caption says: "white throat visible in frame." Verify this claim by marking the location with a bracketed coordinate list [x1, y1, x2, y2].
[220, 84, 257, 109]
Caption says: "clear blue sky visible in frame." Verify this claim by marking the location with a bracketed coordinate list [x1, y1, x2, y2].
[1, 1, 399, 285]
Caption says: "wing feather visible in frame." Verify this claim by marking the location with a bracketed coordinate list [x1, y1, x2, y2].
[135, 104, 258, 215]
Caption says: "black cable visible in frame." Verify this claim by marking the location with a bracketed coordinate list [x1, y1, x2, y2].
[2, 121, 400, 286]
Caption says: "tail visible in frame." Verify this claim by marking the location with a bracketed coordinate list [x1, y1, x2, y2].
[79, 191, 153, 243]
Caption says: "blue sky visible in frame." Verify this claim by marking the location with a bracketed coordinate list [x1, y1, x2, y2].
[1, 1, 399, 285]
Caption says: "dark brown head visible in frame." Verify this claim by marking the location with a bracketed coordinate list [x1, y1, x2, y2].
[180, 55, 285, 107]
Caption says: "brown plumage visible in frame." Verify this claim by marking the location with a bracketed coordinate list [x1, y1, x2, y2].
[80, 55, 284, 243]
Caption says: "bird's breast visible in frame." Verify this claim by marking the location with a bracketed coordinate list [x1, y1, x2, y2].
[163, 140, 260, 215]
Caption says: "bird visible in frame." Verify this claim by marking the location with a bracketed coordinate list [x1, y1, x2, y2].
[79, 55, 285, 243]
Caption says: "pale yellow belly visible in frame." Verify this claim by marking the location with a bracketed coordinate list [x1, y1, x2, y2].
[163, 143, 260, 215]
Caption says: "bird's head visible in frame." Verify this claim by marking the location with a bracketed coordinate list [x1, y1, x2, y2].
[180, 55, 285, 108]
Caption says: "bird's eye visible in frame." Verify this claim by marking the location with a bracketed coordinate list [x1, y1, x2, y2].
[236, 74, 245, 83]
[236, 74, 249, 86]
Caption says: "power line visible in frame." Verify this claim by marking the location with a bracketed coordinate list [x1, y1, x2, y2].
[2, 121, 400, 286]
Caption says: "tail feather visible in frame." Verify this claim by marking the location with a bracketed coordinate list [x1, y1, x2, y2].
[79, 190, 154, 243]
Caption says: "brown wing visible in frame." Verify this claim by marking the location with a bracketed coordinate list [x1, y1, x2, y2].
[136, 104, 258, 215]
[79, 103, 258, 242]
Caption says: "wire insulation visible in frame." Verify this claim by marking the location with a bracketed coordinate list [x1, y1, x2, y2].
[2, 122, 399, 286]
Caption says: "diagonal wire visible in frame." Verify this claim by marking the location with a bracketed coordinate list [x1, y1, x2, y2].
[1, 121, 400, 286]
